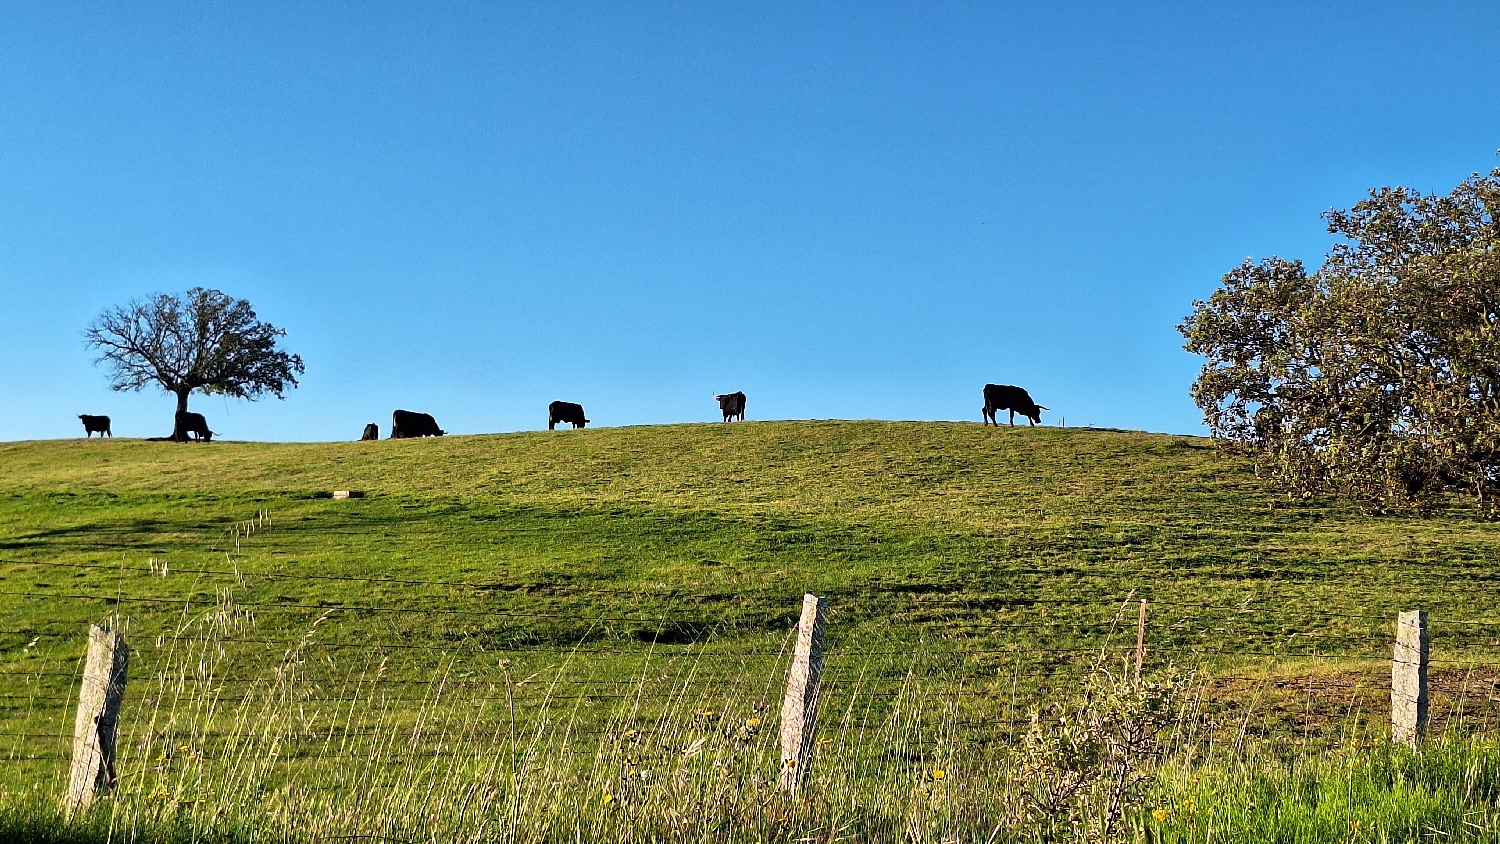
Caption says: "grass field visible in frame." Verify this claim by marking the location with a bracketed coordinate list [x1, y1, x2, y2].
[5, 420, 1500, 841]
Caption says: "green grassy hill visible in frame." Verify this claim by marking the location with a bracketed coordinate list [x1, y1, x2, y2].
[4, 420, 1496, 635]
[5, 421, 1500, 841]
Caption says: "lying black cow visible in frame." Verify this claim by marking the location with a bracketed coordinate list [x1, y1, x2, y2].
[391, 410, 444, 438]
[982, 384, 1048, 427]
[360, 423, 379, 441]
[714, 391, 746, 422]
[175, 410, 215, 442]
[548, 401, 588, 430]
[78, 414, 111, 438]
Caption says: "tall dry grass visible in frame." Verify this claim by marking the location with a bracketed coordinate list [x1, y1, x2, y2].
[1, 585, 1198, 844]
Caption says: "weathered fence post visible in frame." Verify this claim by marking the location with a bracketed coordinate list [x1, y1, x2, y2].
[780, 593, 827, 791]
[1134, 599, 1148, 683]
[1391, 610, 1428, 748]
[65, 625, 129, 813]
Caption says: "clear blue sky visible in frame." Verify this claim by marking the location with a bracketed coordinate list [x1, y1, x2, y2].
[3, 3, 1499, 441]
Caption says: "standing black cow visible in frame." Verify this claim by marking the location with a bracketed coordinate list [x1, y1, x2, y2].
[175, 410, 215, 441]
[982, 384, 1048, 427]
[714, 392, 746, 422]
[360, 423, 379, 441]
[78, 415, 111, 438]
[548, 401, 588, 430]
[391, 410, 444, 439]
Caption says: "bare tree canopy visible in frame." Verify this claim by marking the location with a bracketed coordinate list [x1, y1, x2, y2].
[84, 288, 305, 440]
[1180, 167, 1500, 513]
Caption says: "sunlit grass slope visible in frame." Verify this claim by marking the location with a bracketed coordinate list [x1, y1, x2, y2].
[4, 420, 1497, 626]
[6, 421, 1500, 842]
[4, 420, 1500, 765]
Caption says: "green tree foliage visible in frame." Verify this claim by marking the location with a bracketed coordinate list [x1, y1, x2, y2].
[84, 288, 305, 440]
[1181, 167, 1500, 513]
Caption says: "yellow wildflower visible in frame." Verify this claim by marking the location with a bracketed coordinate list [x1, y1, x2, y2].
[931, 769, 945, 780]
[602, 794, 614, 805]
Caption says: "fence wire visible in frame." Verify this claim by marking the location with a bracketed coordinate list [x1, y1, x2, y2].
[7, 518, 1500, 791]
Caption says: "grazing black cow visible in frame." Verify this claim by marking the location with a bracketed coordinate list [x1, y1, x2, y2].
[391, 410, 444, 439]
[175, 410, 215, 442]
[982, 384, 1048, 427]
[714, 391, 746, 422]
[360, 423, 379, 441]
[548, 401, 588, 430]
[78, 415, 111, 438]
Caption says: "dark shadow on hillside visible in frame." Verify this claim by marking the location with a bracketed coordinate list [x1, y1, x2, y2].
[0, 519, 179, 551]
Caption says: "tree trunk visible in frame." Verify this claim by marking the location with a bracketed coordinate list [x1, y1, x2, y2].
[172, 389, 191, 442]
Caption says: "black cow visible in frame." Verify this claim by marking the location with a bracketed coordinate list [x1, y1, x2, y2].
[175, 410, 215, 442]
[78, 415, 111, 438]
[714, 391, 746, 422]
[982, 384, 1048, 427]
[391, 410, 445, 439]
[360, 423, 379, 441]
[548, 401, 588, 430]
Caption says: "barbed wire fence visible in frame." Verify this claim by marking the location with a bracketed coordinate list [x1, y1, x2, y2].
[0, 509, 1495, 809]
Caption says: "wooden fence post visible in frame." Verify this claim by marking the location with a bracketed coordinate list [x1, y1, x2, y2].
[780, 593, 827, 791]
[1134, 599, 1148, 683]
[65, 625, 129, 813]
[1391, 610, 1428, 748]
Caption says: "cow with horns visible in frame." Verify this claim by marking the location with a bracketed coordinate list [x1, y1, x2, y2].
[713, 391, 746, 422]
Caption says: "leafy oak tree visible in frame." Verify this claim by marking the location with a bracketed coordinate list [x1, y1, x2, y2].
[85, 288, 305, 441]
[1180, 167, 1500, 513]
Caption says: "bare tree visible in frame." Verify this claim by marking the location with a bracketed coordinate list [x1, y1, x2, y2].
[84, 288, 305, 440]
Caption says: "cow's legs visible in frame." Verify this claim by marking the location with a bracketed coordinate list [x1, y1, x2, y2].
[1008, 410, 1015, 426]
